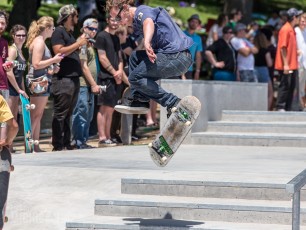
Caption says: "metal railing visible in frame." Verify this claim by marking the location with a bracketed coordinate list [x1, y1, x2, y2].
[286, 169, 306, 230]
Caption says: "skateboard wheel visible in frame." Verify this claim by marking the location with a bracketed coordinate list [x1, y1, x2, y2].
[30, 104, 35, 109]
[34, 140, 39, 145]
[185, 121, 191, 126]
[25, 104, 30, 110]
[148, 143, 153, 147]
[171, 107, 177, 113]
[4, 216, 8, 222]
[10, 165, 14, 172]
[161, 156, 167, 162]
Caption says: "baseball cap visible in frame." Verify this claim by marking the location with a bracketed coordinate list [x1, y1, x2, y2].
[223, 25, 233, 34]
[234, 23, 247, 32]
[83, 18, 98, 28]
[287, 8, 303, 18]
[187, 14, 201, 24]
[57, 4, 76, 24]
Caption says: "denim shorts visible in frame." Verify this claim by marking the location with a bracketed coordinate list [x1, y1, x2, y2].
[239, 70, 258, 82]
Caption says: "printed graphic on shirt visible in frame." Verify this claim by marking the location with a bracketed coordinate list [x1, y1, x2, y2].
[137, 12, 143, 21]
[2, 46, 6, 59]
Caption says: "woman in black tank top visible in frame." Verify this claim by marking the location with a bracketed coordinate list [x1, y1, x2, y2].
[6, 25, 28, 152]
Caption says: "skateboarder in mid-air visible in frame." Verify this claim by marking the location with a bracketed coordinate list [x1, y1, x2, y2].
[111, 0, 194, 116]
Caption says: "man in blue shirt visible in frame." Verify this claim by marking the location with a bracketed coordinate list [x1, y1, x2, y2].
[184, 14, 203, 80]
[110, 0, 194, 116]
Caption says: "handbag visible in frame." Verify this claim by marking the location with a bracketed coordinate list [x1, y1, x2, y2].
[25, 64, 49, 95]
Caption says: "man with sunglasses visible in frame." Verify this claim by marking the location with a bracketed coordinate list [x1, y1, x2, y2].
[109, 0, 193, 118]
[50, 4, 88, 151]
[71, 18, 100, 149]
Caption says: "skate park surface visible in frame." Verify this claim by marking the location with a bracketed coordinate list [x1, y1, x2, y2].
[4, 144, 306, 230]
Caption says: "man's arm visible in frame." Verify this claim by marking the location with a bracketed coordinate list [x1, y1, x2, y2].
[80, 58, 100, 94]
[143, 18, 156, 63]
[0, 97, 18, 147]
[53, 34, 88, 56]
[1, 118, 18, 146]
[194, 51, 202, 80]
[98, 49, 122, 83]
[280, 47, 289, 74]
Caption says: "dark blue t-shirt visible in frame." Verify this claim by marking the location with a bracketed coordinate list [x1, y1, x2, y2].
[133, 5, 194, 53]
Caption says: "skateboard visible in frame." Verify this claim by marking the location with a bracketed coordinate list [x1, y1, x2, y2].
[148, 96, 201, 167]
[19, 95, 38, 153]
[0, 146, 14, 230]
[114, 87, 149, 114]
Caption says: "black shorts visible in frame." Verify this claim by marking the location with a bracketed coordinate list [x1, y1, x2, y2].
[97, 78, 118, 107]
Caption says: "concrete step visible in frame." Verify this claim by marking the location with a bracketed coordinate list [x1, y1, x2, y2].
[221, 110, 306, 122]
[121, 178, 306, 201]
[66, 215, 304, 230]
[191, 132, 306, 147]
[94, 195, 306, 225]
[207, 121, 306, 133]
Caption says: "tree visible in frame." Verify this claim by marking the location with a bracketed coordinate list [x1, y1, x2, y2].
[224, 0, 253, 24]
[8, 0, 40, 30]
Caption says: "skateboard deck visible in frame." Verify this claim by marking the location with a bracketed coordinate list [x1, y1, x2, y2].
[0, 146, 14, 230]
[19, 95, 37, 153]
[114, 87, 149, 114]
[148, 96, 201, 167]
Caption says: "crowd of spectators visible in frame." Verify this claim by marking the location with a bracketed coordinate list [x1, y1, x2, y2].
[0, 2, 305, 152]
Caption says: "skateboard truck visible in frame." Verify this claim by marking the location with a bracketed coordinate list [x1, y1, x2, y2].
[148, 143, 168, 163]
[0, 147, 14, 172]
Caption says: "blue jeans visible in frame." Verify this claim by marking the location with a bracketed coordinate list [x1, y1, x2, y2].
[129, 50, 192, 109]
[71, 86, 94, 145]
[213, 69, 236, 81]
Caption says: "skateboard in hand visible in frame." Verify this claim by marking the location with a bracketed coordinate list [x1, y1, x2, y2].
[19, 95, 38, 153]
[114, 87, 149, 114]
[0, 146, 14, 230]
[148, 96, 201, 167]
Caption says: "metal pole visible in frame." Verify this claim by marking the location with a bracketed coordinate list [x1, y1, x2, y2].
[292, 191, 301, 230]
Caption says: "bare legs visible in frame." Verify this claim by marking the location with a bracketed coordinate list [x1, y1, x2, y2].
[30, 96, 48, 152]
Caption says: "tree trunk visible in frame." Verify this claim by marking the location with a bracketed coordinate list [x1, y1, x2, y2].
[224, 0, 253, 25]
[8, 0, 39, 30]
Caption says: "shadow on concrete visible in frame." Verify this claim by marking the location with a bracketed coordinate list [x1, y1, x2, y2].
[123, 212, 204, 229]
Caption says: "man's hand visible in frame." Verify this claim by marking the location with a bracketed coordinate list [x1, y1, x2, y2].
[91, 85, 101, 94]
[113, 70, 123, 84]
[144, 42, 157, 63]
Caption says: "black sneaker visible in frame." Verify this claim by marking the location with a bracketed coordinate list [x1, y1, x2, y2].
[111, 135, 123, 144]
[114, 98, 150, 114]
[167, 98, 181, 118]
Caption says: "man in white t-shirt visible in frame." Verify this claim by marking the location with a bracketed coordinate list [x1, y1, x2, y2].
[230, 23, 258, 82]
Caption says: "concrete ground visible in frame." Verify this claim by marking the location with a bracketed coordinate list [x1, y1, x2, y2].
[3, 144, 306, 230]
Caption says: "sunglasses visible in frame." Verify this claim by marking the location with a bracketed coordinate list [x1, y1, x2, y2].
[15, 34, 26, 38]
[115, 6, 124, 22]
[87, 27, 98, 32]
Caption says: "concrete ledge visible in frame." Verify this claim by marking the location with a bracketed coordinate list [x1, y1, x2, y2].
[160, 80, 268, 133]
[121, 178, 301, 201]
[95, 199, 306, 225]
[191, 132, 306, 147]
